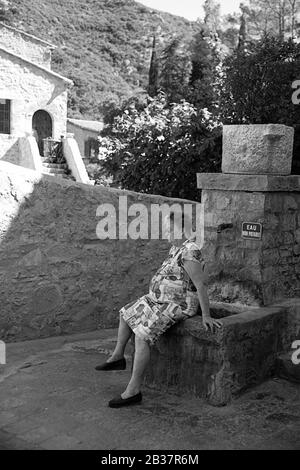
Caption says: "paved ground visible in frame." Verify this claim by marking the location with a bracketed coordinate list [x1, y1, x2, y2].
[0, 330, 299, 450]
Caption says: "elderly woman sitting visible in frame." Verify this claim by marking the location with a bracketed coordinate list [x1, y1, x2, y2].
[95, 212, 222, 408]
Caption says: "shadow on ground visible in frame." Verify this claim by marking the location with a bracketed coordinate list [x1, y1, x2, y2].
[0, 329, 299, 450]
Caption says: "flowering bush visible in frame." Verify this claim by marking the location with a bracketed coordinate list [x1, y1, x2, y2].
[100, 93, 222, 201]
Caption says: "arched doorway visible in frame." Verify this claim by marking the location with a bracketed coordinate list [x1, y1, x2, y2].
[32, 110, 53, 156]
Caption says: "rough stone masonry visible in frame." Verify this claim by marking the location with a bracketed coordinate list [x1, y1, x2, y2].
[198, 124, 300, 306]
[0, 161, 197, 342]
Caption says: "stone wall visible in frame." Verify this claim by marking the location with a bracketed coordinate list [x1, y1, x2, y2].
[144, 298, 300, 404]
[144, 303, 289, 405]
[0, 24, 52, 68]
[202, 190, 265, 306]
[262, 194, 300, 303]
[198, 174, 300, 306]
[274, 299, 300, 353]
[1, 135, 44, 173]
[198, 125, 300, 306]
[0, 162, 196, 342]
[0, 135, 20, 165]
[62, 135, 91, 184]
[66, 122, 99, 158]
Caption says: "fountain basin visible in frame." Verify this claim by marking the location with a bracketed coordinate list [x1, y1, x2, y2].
[143, 301, 295, 406]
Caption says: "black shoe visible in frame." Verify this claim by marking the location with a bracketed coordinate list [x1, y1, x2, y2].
[108, 392, 143, 408]
[95, 357, 126, 371]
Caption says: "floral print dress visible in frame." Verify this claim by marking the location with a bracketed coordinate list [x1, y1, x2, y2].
[120, 239, 205, 346]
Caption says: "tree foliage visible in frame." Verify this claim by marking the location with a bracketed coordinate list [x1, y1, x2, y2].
[0, 0, 18, 23]
[11, 0, 200, 120]
[159, 36, 191, 104]
[148, 35, 159, 97]
[220, 1, 300, 52]
[187, 30, 223, 109]
[218, 36, 300, 125]
[98, 94, 222, 201]
[95, 33, 300, 197]
[218, 35, 300, 173]
[203, 0, 221, 34]
[240, 0, 300, 40]
[157, 28, 223, 111]
[91, 27, 225, 200]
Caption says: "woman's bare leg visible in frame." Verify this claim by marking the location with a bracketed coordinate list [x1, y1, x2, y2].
[107, 314, 133, 362]
[121, 335, 150, 399]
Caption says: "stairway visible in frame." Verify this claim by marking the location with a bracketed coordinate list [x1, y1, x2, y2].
[41, 156, 75, 181]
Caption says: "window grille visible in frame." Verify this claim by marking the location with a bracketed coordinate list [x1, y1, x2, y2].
[0, 99, 11, 134]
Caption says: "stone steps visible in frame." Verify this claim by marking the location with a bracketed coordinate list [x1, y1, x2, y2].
[40, 155, 72, 179]
[42, 163, 68, 170]
[41, 157, 67, 164]
[41, 171, 75, 181]
[42, 167, 67, 175]
[40, 157, 77, 181]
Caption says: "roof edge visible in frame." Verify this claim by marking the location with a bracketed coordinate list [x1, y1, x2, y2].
[0, 45, 73, 85]
[67, 118, 105, 131]
[0, 22, 57, 49]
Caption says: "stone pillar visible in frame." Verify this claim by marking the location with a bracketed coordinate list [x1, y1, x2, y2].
[197, 124, 300, 306]
[62, 135, 91, 185]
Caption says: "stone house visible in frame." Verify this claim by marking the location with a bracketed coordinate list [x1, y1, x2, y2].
[0, 22, 73, 160]
[67, 118, 104, 161]
[0, 22, 90, 184]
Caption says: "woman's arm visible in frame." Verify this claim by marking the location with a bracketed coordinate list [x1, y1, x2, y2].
[183, 260, 222, 332]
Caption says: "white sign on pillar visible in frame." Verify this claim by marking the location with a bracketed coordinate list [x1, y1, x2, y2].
[0, 341, 6, 365]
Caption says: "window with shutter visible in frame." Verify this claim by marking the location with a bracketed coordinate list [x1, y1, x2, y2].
[0, 99, 11, 134]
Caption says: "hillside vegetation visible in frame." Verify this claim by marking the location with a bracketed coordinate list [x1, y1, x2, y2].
[10, 0, 200, 119]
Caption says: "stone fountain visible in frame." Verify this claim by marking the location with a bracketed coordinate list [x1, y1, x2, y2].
[199, 124, 300, 306]
[144, 124, 300, 405]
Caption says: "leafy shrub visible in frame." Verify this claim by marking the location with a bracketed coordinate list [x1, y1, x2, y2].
[100, 93, 222, 201]
[218, 36, 300, 126]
